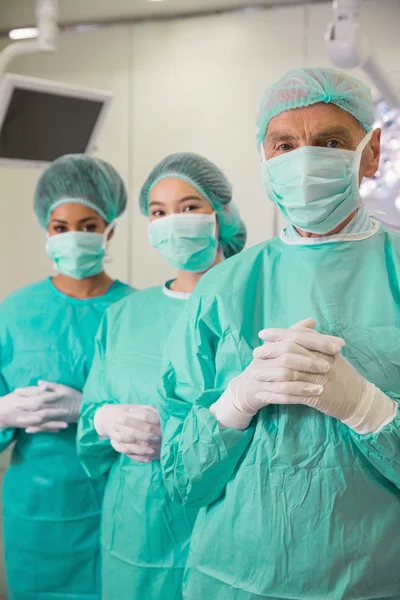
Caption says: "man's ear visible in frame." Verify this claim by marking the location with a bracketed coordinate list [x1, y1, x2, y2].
[363, 128, 381, 179]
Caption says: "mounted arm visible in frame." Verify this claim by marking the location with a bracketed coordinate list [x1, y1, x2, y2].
[326, 0, 400, 109]
[0, 0, 58, 78]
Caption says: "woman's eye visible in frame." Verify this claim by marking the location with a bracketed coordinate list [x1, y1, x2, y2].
[82, 225, 97, 232]
[54, 226, 67, 233]
[151, 210, 165, 218]
[182, 205, 198, 212]
[326, 139, 340, 148]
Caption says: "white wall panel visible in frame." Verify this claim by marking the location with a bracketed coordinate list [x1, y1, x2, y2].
[129, 6, 306, 287]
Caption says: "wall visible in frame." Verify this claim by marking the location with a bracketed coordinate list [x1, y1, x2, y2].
[0, 0, 399, 594]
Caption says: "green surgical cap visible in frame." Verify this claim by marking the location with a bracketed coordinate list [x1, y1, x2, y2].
[139, 152, 246, 258]
[256, 67, 375, 144]
[34, 154, 127, 228]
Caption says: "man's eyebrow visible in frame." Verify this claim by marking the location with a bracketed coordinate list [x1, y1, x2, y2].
[266, 126, 355, 145]
[312, 126, 353, 140]
[266, 130, 299, 144]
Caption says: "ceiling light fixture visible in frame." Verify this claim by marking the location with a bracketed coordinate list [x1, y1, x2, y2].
[9, 27, 39, 40]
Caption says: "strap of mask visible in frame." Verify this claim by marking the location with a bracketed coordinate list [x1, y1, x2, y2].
[354, 130, 374, 187]
[102, 220, 117, 264]
[356, 130, 374, 154]
[260, 144, 267, 162]
[103, 219, 117, 250]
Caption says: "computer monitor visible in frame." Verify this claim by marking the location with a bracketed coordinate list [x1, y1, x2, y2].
[0, 73, 113, 167]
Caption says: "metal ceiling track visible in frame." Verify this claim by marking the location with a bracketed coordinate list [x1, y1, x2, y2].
[0, 0, 330, 39]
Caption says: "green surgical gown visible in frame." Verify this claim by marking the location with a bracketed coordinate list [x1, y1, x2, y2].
[160, 227, 400, 600]
[0, 278, 133, 600]
[78, 285, 198, 600]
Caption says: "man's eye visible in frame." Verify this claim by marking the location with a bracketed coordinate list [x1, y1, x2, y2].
[326, 140, 340, 148]
[278, 143, 293, 152]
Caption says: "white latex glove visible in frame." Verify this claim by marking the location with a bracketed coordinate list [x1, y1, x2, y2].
[110, 439, 160, 464]
[257, 326, 397, 435]
[25, 421, 68, 434]
[0, 386, 69, 431]
[210, 319, 345, 430]
[24, 381, 82, 434]
[94, 404, 161, 463]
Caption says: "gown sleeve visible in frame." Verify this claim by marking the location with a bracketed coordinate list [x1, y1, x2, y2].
[160, 296, 255, 509]
[0, 373, 16, 452]
[349, 391, 400, 489]
[77, 312, 118, 478]
[0, 316, 16, 452]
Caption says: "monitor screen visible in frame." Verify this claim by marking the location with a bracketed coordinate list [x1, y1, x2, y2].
[0, 87, 105, 162]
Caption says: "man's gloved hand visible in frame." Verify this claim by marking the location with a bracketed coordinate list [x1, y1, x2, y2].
[94, 404, 161, 463]
[210, 319, 345, 430]
[257, 324, 397, 435]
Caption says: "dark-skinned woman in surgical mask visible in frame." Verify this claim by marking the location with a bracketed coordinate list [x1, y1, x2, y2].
[77, 152, 246, 600]
[0, 154, 134, 600]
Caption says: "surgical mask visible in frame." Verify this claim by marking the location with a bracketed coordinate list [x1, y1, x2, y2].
[45, 223, 114, 280]
[261, 131, 373, 234]
[148, 213, 218, 272]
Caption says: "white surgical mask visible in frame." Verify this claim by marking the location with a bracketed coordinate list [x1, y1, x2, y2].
[148, 213, 218, 272]
[46, 222, 115, 280]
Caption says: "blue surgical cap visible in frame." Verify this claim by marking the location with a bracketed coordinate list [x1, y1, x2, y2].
[139, 152, 246, 258]
[34, 154, 127, 228]
[256, 67, 375, 144]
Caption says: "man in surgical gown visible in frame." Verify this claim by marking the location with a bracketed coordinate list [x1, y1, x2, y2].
[159, 67, 400, 599]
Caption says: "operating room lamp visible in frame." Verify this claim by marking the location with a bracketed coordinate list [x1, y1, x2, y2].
[326, 0, 400, 228]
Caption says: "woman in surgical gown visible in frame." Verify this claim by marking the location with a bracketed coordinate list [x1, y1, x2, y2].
[0, 154, 133, 600]
[77, 152, 246, 600]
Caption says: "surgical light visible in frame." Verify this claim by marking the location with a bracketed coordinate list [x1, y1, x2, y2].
[361, 98, 400, 229]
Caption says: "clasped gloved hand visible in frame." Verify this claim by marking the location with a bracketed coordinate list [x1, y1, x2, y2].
[23, 381, 83, 433]
[257, 322, 397, 435]
[94, 404, 162, 463]
[0, 386, 70, 433]
[210, 319, 344, 430]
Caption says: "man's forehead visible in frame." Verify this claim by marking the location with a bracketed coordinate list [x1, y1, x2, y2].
[266, 103, 363, 138]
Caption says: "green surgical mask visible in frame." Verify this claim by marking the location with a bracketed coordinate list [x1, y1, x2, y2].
[148, 213, 218, 272]
[46, 224, 113, 280]
[261, 131, 373, 234]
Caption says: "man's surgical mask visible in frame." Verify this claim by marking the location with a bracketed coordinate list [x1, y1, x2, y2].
[148, 213, 218, 272]
[46, 223, 114, 280]
[261, 131, 373, 234]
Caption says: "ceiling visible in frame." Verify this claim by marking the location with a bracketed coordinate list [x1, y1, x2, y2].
[0, 0, 320, 31]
